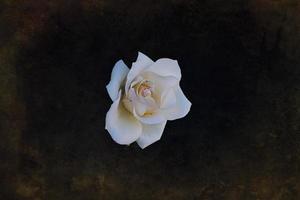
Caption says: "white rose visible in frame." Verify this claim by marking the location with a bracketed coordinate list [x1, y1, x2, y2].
[105, 52, 191, 149]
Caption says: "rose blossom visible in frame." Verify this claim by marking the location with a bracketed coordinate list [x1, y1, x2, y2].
[105, 52, 191, 148]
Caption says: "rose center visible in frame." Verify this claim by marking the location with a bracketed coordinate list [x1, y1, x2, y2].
[122, 79, 157, 115]
[134, 80, 153, 98]
[138, 84, 152, 97]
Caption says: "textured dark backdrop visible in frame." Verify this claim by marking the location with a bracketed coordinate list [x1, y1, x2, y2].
[0, 0, 300, 199]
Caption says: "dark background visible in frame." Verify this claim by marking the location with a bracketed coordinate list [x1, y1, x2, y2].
[1, 0, 300, 199]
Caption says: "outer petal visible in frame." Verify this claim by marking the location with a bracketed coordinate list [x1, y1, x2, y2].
[106, 60, 129, 101]
[160, 89, 176, 109]
[105, 91, 142, 145]
[162, 86, 192, 120]
[144, 58, 181, 80]
[136, 121, 167, 149]
[125, 52, 154, 93]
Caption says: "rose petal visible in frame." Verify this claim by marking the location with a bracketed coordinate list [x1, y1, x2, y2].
[144, 58, 181, 80]
[134, 101, 147, 116]
[142, 72, 178, 106]
[105, 91, 142, 145]
[125, 52, 154, 94]
[133, 109, 166, 125]
[162, 86, 192, 120]
[139, 95, 157, 110]
[160, 89, 176, 109]
[142, 72, 178, 92]
[136, 121, 167, 149]
[106, 60, 129, 101]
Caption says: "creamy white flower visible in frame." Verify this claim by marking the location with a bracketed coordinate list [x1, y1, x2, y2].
[105, 52, 191, 149]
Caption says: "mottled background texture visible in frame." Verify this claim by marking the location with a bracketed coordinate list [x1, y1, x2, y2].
[0, 0, 300, 199]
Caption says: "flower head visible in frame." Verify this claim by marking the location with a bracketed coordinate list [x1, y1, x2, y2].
[105, 52, 191, 148]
